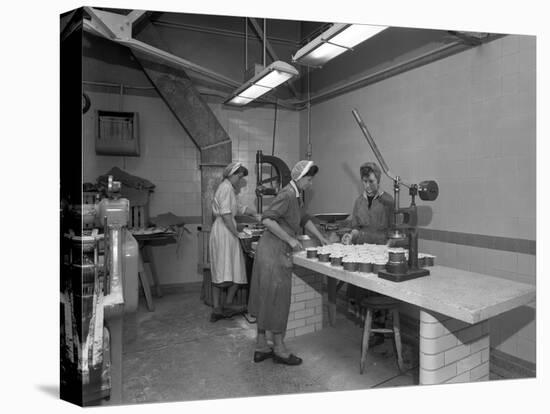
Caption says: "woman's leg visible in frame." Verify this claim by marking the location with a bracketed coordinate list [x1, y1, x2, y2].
[211, 285, 222, 313]
[256, 328, 271, 351]
[272, 332, 289, 357]
[224, 283, 239, 306]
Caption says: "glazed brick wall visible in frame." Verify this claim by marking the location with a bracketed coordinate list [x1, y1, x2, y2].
[419, 310, 490, 384]
[286, 268, 324, 338]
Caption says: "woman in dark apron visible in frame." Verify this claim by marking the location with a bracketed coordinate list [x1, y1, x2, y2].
[248, 160, 328, 365]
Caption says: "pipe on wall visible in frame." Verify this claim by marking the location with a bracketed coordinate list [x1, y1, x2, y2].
[289, 35, 505, 108]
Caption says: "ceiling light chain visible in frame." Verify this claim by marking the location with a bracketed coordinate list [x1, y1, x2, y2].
[320, 39, 354, 51]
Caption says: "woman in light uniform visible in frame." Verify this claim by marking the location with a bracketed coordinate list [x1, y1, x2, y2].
[248, 160, 329, 365]
[209, 162, 258, 322]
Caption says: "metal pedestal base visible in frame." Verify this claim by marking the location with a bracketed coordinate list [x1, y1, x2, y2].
[378, 268, 430, 282]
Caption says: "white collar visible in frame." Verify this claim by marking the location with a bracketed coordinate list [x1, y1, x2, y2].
[363, 190, 383, 200]
[290, 180, 300, 198]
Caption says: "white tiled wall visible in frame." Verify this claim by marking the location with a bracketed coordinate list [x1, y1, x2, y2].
[209, 102, 301, 209]
[82, 91, 300, 284]
[303, 35, 536, 365]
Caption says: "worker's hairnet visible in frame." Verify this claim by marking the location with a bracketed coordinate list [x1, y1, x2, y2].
[223, 162, 242, 178]
[291, 160, 315, 181]
[360, 162, 382, 183]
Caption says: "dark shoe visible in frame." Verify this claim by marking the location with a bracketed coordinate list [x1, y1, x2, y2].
[253, 348, 274, 363]
[209, 311, 227, 323]
[223, 304, 246, 317]
[273, 353, 303, 366]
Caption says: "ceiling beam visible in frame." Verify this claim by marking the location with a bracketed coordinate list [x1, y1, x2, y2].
[82, 10, 240, 89]
[127, 10, 147, 24]
[83, 6, 118, 39]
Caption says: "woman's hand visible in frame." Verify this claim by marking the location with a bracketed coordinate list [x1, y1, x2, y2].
[341, 233, 353, 245]
[318, 236, 330, 246]
[350, 229, 360, 243]
[288, 238, 303, 251]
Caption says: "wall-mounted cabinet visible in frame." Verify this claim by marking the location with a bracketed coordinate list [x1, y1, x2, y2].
[95, 111, 140, 156]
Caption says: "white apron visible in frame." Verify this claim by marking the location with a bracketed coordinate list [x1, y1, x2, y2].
[209, 179, 247, 285]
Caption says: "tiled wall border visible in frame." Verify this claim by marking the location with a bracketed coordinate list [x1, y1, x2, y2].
[418, 228, 536, 256]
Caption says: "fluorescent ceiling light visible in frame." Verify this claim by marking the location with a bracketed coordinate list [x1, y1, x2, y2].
[225, 61, 298, 106]
[238, 84, 271, 99]
[292, 23, 387, 67]
[256, 70, 295, 88]
[228, 96, 254, 105]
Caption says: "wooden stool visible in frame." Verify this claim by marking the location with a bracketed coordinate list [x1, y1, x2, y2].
[359, 295, 404, 374]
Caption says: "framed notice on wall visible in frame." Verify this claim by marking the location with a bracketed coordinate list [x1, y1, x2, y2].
[95, 110, 140, 156]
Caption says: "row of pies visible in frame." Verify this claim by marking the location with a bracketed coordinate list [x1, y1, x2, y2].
[305, 243, 435, 266]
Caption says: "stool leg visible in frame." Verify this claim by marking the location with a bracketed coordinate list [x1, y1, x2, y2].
[138, 252, 155, 312]
[360, 308, 373, 375]
[392, 309, 405, 372]
[143, 245, 163, 298]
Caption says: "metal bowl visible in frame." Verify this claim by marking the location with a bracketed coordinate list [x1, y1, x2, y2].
[314, 213, 350, 223]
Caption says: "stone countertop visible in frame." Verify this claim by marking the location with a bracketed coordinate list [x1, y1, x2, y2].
[293, 252, 535, 324]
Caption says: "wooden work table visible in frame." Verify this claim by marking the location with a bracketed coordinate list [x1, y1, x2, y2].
[132, 232, 177, 311]
[292, 251, 536, 384]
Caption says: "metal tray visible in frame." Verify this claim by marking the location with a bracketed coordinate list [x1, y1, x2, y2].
[314, 213, 350, 223]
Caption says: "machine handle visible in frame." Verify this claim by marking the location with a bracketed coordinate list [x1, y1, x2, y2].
[418, 180, 439, 201]
[352, 108, 411, 189]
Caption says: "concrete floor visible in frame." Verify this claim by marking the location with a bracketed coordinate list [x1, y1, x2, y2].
[120, 289, 503, 405]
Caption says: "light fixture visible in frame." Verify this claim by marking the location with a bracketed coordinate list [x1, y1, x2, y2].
[292, 23, 387, 67]
[225, 60, 299, 106]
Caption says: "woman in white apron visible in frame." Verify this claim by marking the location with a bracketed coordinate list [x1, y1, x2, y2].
[209, 162, 258, 322]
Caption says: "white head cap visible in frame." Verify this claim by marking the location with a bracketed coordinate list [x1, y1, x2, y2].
[223, 162, 242, 178]
[291, 160, 315, 181]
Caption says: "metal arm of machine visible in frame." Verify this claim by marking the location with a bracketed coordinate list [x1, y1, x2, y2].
[255, 150, 292, 214]
[352, 108, 410, 188]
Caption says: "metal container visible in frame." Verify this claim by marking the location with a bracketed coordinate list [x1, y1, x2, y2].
[388, 249, 408, 273]
[318, 253, 330, 262]
[425, 255, 435, 266]
[343, 261, 357, 272]
[306, 247, 318, 259]
[330, 256, 343, 266]
[358, 262, 373, 273]
[417, 254, 427, 268]
[388, 250, 406, 263]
